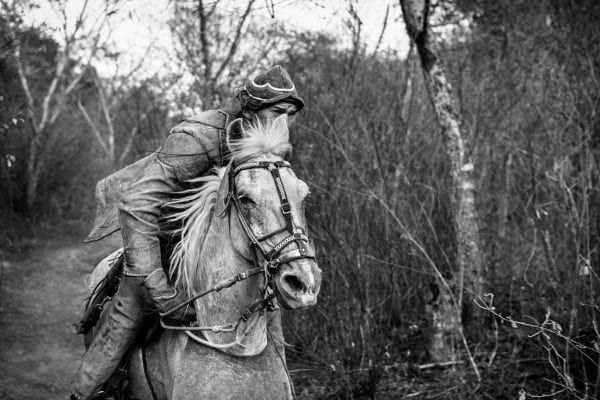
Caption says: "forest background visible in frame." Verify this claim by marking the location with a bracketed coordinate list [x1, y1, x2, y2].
[1, 0, 600, 399]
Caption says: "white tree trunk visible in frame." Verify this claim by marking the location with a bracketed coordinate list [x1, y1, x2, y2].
[399, 0, 486, 360]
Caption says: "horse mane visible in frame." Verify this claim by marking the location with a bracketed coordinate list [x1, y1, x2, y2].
[228, 116, 291, 163]
[166, 116, 292, 295]
[165, 170, 224, 295]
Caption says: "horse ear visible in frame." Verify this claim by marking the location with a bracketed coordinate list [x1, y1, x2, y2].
[214, 164, 232, 216]
[226, 118, 246, 145]
[272, 115, 289, 138]
[272, 115, 292, 159]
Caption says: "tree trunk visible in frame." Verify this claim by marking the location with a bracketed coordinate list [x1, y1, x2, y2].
[25, 124, 43, 209]
[399, 0, 486, 360]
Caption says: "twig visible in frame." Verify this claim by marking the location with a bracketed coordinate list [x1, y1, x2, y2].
[213, 0, 256, 82]
[198, 0, 213, 83]
[78, 100, 111, 158]
[371, 4, 389, 59]
[418, 360, 463, 370]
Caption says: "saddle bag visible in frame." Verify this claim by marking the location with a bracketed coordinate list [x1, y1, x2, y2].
[75, 252, 124, 335]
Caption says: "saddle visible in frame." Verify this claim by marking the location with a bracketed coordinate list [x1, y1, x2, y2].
[76, 251, 124, 335]
[77, 227, 177, 335]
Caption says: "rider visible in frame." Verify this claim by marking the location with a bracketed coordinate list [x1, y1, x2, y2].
[71, 65, 304, 400]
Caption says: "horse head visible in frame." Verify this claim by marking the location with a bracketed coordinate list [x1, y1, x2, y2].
[165, 116, 321, 356]
[222, 116, 321, 309]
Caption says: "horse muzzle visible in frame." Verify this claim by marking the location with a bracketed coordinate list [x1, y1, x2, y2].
[275, 255, 322, 309]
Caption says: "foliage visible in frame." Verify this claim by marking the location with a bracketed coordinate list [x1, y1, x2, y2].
[0, 19, 58, 213]
[278, 1, 600, 397]
[168, 0, 289, 110]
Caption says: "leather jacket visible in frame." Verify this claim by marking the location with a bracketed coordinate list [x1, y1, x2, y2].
[85, 109, 240, 276]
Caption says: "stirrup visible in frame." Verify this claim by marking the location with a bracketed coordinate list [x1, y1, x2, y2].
[89, 390, 116, 400]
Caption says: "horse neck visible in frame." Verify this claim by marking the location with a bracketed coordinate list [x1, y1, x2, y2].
[193, 208, 261, 333]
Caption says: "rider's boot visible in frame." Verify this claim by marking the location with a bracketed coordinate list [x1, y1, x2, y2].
[70, 391, 115, 400]
[143, 268, 195, 322]
[71, 275, 149, 400]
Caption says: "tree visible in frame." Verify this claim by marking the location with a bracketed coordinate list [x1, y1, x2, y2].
[1, 0, 120, 209]
[169, 0, 297, 110]
[77, 66, 178, 169]
[169, 0, 257, 108]
[399, 0, 485, 368]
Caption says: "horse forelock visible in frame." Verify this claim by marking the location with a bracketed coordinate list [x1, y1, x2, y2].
[166, 168, 225, 295]
[229, 116, 292, 163]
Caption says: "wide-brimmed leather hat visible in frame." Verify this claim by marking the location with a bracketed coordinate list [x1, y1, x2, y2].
[236, 65, 304, 112]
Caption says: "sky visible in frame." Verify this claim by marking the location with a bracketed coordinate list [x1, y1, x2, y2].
[26, 0, 410, 80]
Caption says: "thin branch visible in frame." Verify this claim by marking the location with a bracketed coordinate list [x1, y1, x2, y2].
[95, 77, 115, 158]
[213, 0, 256, 82]
[371, 4, 390, 58]
[70, 0, 91, 42]
[39, 52, 67, 131]
[346, 0, 363, 73]
[59, 1, 70, 49]
[418, 360, 463, 370]
[198, 0, 213, 83]
[49, 25, 103, 125]
[118, 109, 151, 165]
[205, 0, 221, 18]
[118, 65, 182, 165]
[77, 100, 111, 158]
[119, 124, 141, 165]
[109, 43, 155, 109]
[12, 40, 36, 123]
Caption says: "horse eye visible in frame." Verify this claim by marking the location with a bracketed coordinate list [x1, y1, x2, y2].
[303, 194, 318, 207]
[238, 195, 256, 206]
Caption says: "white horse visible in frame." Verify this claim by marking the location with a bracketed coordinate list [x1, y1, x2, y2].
[88, 117, 322, 399]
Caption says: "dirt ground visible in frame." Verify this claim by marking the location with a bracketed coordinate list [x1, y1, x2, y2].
[0, 230, 121, 400]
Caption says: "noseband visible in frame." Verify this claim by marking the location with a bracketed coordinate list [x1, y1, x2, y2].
[160, 160, 315, 336]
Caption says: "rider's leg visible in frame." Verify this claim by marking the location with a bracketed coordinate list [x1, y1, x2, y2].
[71, 275, 150, 400]
[143, 268, 194, 320]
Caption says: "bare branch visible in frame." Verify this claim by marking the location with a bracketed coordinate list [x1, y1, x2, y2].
[371, 4, 390, 58]
[70, 0, 91, 42]
[109, 43, 155, 109]
[198, 0, 213, 83]
[77, 100, 111, 158]
[49, 27, 103, 125]
[95, 77, 115, 158]
[12, 39, 36, 124]
[118, 109, 151, 165]
[205, 0, 221, 18]
[39, 52, 67, 131]
[213, 0, 256, 82]
[345, 0, 363, 73]
[119, 72, 181, 164]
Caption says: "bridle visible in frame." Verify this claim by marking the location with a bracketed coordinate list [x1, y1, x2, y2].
[160, 159, 315, 339]
[229, 160, 313, 266]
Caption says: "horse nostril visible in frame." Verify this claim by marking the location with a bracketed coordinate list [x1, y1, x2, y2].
[283, 274, 306, 293]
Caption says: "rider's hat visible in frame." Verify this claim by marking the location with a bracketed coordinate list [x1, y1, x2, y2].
[236, 65, 304, 112]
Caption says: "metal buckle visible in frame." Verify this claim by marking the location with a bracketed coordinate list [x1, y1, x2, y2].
[298, 242, 308, 255]
[241, 309, 252, 322]
[281, 203, 291, 214]
[265, 259, 280, 276]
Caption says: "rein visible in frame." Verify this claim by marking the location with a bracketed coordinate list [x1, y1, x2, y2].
[160, 160, 315, 338]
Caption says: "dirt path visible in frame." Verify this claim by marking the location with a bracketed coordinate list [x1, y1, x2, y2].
[0, 232, 121, 400]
